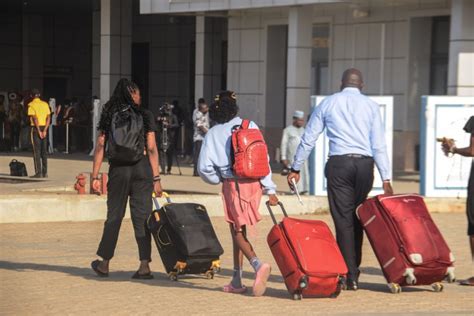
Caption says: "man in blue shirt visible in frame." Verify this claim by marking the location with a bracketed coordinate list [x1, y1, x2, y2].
[287, 68, 393, 290]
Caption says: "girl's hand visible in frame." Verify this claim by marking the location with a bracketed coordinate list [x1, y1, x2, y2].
[268, 194, 279, 206]
[92, 179, 101, 195]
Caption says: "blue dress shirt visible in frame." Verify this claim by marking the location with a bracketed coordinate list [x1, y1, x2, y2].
[292, 87, 391, 181]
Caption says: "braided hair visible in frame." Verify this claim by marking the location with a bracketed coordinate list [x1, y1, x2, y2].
[98, 78, 149, 133]
[209, 90, 239, 124]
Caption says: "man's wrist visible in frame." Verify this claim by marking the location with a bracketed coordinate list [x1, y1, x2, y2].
[290, 168, 300, 174]
[451, 146, 457, 154]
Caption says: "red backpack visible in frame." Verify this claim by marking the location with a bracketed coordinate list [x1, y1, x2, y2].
[231, 119, 270, 179]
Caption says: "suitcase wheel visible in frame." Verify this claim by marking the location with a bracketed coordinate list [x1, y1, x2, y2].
[403, 268, 417, 285]
[445, 267, 456, 283]
[298, 276, 308, 289]
[211, 260, 221, 273]
[292, 293, 303, 300]
[388, 283, 402, 294]
[205, 271, 215, 279]
[431, 282, 444, 293]
[169, 272, 178, 281]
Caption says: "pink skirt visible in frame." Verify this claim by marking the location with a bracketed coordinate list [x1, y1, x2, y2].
[222, 178, 263, 231]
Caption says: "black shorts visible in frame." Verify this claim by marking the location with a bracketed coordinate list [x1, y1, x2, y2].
[467, 161, 474, 236]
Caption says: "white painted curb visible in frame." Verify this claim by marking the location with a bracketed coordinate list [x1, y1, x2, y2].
[0, 194, 329, 224]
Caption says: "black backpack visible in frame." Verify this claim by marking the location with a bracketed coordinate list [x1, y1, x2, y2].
[9, 159, 28, 177]
[107, 104, 145, 164]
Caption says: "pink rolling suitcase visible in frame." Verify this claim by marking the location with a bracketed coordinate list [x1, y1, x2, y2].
[356, 194, 456, 293]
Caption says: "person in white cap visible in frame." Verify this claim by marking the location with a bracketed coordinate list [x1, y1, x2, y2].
[280, 110, 309, 193]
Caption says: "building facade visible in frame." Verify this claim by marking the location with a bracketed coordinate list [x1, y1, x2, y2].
[1, 0, 473, 171]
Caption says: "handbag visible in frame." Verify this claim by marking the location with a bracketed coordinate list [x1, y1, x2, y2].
[9, 159, 28, 177]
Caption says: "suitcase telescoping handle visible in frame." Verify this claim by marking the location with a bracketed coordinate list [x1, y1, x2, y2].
[266, 201, 288, 225]
[152, 192, 172, 210]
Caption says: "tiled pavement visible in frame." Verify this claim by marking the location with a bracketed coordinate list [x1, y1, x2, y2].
[1, 213, 473, 315]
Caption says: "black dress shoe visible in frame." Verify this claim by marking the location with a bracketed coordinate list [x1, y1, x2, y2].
[346, 279, 359, 291]
[30, 173, 42, 178]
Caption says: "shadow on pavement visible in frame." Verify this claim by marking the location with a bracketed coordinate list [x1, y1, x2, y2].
[1, 260, 434, 298]
[360, 266, 383, 276]
[218, 267, 284, 284]
[359, 281, 433, 293]
[0, 260, 224, 293]
[0, 260, 296, 299]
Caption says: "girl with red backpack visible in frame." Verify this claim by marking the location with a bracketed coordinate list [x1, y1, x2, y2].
[198, 91, 279, 296]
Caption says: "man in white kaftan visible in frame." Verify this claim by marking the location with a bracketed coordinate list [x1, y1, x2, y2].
[281, 110, 309, 193]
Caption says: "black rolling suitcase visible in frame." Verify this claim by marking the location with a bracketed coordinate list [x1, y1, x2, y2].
[147, 194, 224, 281]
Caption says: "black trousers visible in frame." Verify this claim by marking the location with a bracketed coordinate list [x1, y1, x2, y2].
[10, 122, 21, 148]
[97, 157, 153, 261]
[31, 127, 48, 176]
[467, 161, 474, 236]
[193, 140, 202, 176]
[159, 146, 174, 173]
[325, 155, 374, 281]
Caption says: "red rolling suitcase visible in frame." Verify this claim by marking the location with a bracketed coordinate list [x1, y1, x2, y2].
[266, 202, 347, 300]
[356, 194, 456, 293]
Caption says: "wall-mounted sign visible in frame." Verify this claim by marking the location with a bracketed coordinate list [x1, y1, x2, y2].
[43, 65, 73, 76]
[420, 96, 474, 197]
[312, 37, 329, 48]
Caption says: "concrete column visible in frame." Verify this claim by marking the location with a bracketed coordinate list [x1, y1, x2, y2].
[285, 6, 313, 125]
[22, 15, 43, 91]
[100, 0, 132, 103]
[92, 0, 101, 98]
[448, 0, 474, 96]
[195, 16, 206, 105]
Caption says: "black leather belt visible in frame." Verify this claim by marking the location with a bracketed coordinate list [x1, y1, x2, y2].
[333, 154, 372, 159]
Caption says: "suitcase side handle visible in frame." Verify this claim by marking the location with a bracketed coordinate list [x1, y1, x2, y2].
[266, 201, 288, 225]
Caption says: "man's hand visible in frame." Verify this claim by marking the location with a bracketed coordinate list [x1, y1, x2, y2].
[154, 181, 163, 197]
[92, 179, 101, 195]
[287, 172, 300, 191]
[383, 181, 394, 196]
[268, 194, 279, 206]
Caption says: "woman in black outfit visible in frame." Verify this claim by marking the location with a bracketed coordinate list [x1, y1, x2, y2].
[442, 116, 474, 286]
[90, 78, 163, 279]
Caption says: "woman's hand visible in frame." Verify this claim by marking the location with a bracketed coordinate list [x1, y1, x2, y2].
[268, 194, 279, 206]
[441, 138, 456, 156]
[154, 180, 163, 197]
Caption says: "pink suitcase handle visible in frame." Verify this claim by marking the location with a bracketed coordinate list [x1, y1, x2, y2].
[266, 201, 288, 225]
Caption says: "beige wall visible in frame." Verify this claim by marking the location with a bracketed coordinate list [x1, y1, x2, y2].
[225, 1, 453, 170]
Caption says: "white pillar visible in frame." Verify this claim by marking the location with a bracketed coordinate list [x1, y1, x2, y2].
[286, 6, 313, 125]
[195, 16, 206, 105]
[448, 0, 474, 96]
[100, 0, 132, 103]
